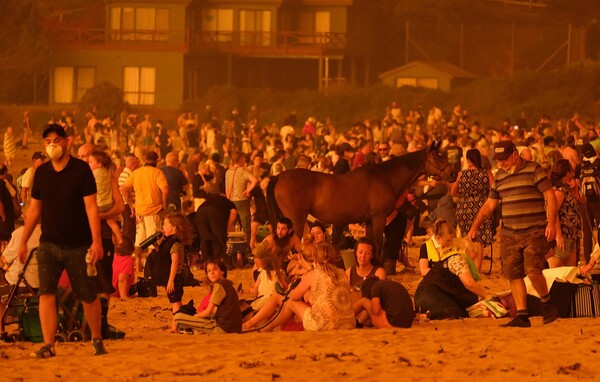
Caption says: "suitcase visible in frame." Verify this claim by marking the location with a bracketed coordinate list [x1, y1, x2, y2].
[570, 282, 600, 318]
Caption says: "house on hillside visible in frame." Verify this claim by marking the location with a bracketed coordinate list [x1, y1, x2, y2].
[379, 61, 477, 92]
[46, 0, 374, 110]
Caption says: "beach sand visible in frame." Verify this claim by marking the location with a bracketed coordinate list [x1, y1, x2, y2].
[2, 248, 599, 382]
[2, 140, 600, 381]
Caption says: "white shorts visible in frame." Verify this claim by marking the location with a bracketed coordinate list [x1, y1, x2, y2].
[135, 214, 163, 248]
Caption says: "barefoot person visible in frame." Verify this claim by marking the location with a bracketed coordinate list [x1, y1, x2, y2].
[17, 124, 107, 357]
[469, 140, 558, 328]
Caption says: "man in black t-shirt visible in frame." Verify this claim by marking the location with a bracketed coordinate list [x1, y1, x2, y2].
[575, 143, 600, 262]
[196, 194, 237, 262]
[18, 124, 107, 358]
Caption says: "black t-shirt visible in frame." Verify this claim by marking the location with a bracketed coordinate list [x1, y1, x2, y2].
[333, 157, 350, 174]
[32, 156, 97, 247]
[368, 279, 415, 328]
[199, 194, 236, 217]
[161, 166, 188, 206]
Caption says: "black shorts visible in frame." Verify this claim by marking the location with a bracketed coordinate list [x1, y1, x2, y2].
[37, 241, 98, 303]
[167, 273, 184, 303]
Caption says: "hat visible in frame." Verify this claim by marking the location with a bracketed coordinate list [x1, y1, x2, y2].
[492, 141, 516, 161]
[338, 142, 354, 153]
[582, 143, 596, 158]
[42, 124, 67, 139]
[32, 152, 46, 161]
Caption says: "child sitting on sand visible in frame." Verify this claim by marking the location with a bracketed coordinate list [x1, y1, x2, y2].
[89, 151, 123, 245]
[174, 259, 242, 334]
[353, 277, 415, 329]
[242, 246, 286, 320]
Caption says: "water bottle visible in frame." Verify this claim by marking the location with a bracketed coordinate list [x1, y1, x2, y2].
[86, 249, 97, 277]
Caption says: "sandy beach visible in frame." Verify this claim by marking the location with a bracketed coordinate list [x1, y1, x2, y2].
[2, 247, 600, 382]
[1, 138, 599, 381]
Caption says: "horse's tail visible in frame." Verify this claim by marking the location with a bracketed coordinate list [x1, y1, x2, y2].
[266, 175, 283, 233]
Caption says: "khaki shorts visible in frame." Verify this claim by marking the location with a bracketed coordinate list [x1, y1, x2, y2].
[173, 313, 225, 334]
[500, 231, 554, 280]
[554, 238, 576, 259]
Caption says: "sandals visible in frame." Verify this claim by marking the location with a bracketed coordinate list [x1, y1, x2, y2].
[31, 344, 56, 359]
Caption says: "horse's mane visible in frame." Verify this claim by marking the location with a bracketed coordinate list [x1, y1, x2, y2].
[377, 148, 427, 172]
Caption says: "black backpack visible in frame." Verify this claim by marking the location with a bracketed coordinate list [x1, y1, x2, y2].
[580, 162, 600, 201]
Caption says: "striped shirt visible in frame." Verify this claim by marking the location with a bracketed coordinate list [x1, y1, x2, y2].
[118, 167, 134, 204]
[489, 159, 551, 233]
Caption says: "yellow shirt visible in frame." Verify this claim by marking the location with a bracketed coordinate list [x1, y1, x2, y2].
[123, 165, 168, 216]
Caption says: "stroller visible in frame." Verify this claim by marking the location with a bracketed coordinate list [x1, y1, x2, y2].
[1, 248, 89, 343]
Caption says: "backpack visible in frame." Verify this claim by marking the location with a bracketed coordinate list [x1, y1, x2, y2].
[580, 162, 600, 200]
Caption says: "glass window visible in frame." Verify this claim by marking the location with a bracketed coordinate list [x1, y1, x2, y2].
[110, 7, 168, 41]
[76, 68, 96, 101]
[54, 67, 74, 104]
[240, 10, 271, 46]
[124, 67, 155, 105]
[202, 9, 233, 42]
[395, 77, 417, 87]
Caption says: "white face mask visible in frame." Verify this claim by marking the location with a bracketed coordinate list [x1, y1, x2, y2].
[46, 144, 64, 160]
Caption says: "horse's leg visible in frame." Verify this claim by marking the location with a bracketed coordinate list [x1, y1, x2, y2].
[281, 205, 308, 240]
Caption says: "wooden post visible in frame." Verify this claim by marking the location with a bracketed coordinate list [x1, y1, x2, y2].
[459, 23, 464, 68]
[405, 20, 409, 65]
[510, 23, 515, 75]
[318, 55, 323, 92]
[227, 54, 233, 85]
[324, 56, 329, 95]
[566, 23, 572, 66]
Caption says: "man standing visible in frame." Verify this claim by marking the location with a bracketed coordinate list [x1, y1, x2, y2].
[469, 140, 558, 327]
[196, 193, 237, 263]
[225, 152, 257, 244]
[120, 151, 169, 271]
[161, 152, 188, 212]
[575, 143, 600, 263]
[118, 153, 140, 241]
[20, 152, 46, 216]
[18, 124, 106, 357]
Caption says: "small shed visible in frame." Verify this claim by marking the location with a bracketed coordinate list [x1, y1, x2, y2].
[379, 61, 477, 91]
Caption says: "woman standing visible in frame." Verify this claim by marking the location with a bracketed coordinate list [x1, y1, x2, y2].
[3, 127, 16, 168]
[548, 159, 582, 267]
[451, 148, 494, 272]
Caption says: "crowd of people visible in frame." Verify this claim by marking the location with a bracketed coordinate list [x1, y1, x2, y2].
[1, 103, 600, 356]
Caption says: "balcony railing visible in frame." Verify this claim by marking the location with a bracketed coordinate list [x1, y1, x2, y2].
[46, 26, 347, 56]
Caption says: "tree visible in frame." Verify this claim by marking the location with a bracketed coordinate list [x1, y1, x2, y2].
[79, 82, 126, 121]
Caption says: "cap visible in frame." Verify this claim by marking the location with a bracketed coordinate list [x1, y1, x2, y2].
[582, 143, 596, 158]
[492, 141, 516, 161]
[32, 152, 46, 161]
[42, 124, 67, 139]
[337, 142, 354, 153]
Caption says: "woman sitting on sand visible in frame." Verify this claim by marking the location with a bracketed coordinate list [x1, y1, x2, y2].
[242, 242, 317, 331]
[346, 238, 386, 298]
[262, 242, 355, 332]
[414, 240, 494, 320]
[418, 219, 456, 276]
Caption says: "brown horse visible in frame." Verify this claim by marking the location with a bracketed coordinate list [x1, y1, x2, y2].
[266, 142, 455, 261]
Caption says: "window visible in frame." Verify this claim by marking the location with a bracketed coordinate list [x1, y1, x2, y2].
[239, 10, 272, 46]
[202, 9, 234, 42]
[124, 67, 156, 105]
[54, 66, 96, 104]
[299, 11, 330, 44]
[395, 77, 439, 89]
[110, 7, 169, 41]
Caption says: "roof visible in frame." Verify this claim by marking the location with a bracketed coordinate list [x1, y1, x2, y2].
[379, 61, 478, 80]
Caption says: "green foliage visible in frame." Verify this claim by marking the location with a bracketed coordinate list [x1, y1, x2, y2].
[182, 62, 599, 131]
[79, 82, 126, 121]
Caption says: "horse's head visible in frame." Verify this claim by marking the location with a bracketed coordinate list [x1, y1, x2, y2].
[424, 141, 456, 182]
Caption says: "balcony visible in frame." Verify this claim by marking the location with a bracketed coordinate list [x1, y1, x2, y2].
[46, 26, 347, 57]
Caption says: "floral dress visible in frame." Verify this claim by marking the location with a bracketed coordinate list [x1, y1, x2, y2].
[555, 183, 582, 240]
[456, 168, 494, 246]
